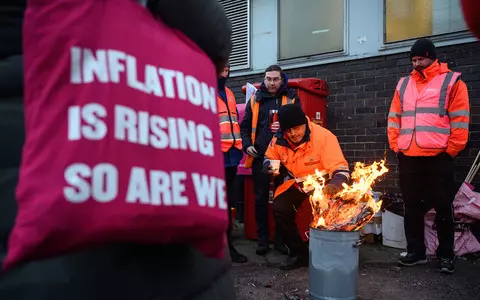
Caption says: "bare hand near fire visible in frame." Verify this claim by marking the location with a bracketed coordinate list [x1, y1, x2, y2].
[270, 121, 280, 132]
[323, 184, 340, 196]
[267, 165, 280, 176]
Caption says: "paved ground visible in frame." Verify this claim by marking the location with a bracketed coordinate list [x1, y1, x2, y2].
[230, 224, 480, 300]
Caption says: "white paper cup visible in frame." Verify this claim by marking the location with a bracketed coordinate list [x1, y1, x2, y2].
[270, 159, 280, 171]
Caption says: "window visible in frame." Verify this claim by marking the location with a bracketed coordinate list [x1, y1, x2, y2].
[385, 0, 468, 43]
[277, 0, 345, 60]
[218, 0, 250, 70]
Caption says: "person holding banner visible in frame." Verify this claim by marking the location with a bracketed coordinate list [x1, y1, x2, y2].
[0, 0, 238, 299]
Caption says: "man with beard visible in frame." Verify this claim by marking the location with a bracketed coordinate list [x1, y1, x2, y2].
[240, 65, 300, 255]
[217, 62, 247, 263]
[387, 38, 470, 274]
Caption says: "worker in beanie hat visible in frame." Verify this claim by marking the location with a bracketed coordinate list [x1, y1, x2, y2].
[263, 104, 350, 270]
[278, 104, 307, 133]
[388, 36, 471, 273]
[410, 38, 437, 60]
[409, 38, 438, 72]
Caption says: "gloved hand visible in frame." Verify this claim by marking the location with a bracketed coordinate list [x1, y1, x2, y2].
[246, 146, 259, 158]
[323, 184, 341, 197]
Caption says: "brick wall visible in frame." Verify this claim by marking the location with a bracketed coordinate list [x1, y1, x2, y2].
[228, 42, 480, 193]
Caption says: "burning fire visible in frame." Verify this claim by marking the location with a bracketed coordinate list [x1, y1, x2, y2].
[303, 159, 389, 231]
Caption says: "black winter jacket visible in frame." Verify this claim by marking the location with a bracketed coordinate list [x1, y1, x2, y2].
[0, 1, 236, 299]
[239, 73, 301, 157]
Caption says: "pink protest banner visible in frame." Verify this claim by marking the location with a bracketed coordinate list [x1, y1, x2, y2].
[4, 0, 227, 270]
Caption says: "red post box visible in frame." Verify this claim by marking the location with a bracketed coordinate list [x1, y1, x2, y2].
[241, 77, 329, 127]
[240, 78, 329, 243]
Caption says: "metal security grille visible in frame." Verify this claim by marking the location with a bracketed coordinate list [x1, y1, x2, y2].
[218, 0, 250, 70]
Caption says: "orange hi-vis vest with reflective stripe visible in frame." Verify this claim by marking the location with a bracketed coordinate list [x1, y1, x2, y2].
[396, 71, 461, 150]
[218, 87, 242, 153]
[243, 94, 295, 168]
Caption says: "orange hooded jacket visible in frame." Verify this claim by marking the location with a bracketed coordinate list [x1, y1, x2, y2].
[387, 61, 470, 157]
[265, 121, 350, 198]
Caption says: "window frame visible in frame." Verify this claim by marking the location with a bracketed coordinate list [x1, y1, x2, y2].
[219, 0, 252, 71]
[380, 0, 473, 50]
[275, 0, 349, 63]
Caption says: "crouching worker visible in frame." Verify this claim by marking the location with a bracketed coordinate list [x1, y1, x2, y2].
[263, 104, 350, 270]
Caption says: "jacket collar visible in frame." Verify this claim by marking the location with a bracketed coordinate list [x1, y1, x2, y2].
[410, 60, 451, 81]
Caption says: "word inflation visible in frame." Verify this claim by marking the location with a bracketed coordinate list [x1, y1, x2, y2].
[70, 47, 217, 114]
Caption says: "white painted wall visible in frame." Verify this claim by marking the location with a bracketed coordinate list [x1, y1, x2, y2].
[232, 0, 476, 77]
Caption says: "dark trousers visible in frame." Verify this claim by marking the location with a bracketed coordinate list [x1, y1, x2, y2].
[398, 153, 456, 259]
[251, 157, 283, 246]
[225, 166, 238, 244]
[272, 186, 308, 256]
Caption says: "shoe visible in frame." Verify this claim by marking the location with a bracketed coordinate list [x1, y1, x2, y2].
[278, 256, 308, 271]
[398, 253, 428, 267]
[274, 243, 290, 255]
[438, 258, 455, 274]
[255, 244, 270, 255]
[230, 246, 248, 263]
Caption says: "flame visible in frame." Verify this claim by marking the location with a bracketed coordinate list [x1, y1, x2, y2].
[304, 159, 388, 231]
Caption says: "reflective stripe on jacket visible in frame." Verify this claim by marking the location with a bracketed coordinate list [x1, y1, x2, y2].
[265, 121, 349, 199]
[217, 87, 242, 152]
[397, 71, 461, 150]
[243, 95, 294, 168]
[387, 61, 470, 157]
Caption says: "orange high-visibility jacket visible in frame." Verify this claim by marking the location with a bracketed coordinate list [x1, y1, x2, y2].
[217, 87, 242, 152]
[243, 95, 295, 168]
[265, 121, 350, 199]
[388, 61, 470, 157]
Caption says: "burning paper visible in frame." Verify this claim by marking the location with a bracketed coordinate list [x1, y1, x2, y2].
[303, 159, 388, 231]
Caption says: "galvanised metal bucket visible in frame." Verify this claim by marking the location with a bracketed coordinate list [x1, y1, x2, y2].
[309, 227, 361, 300]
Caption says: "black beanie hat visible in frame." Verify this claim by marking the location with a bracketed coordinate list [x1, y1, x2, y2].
[278, 104, 307, 131]
[410, 38, 437, 60]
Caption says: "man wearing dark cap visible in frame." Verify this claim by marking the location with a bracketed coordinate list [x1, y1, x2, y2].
[264, 104, 350, 270]
[387, 38, 470, 274]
